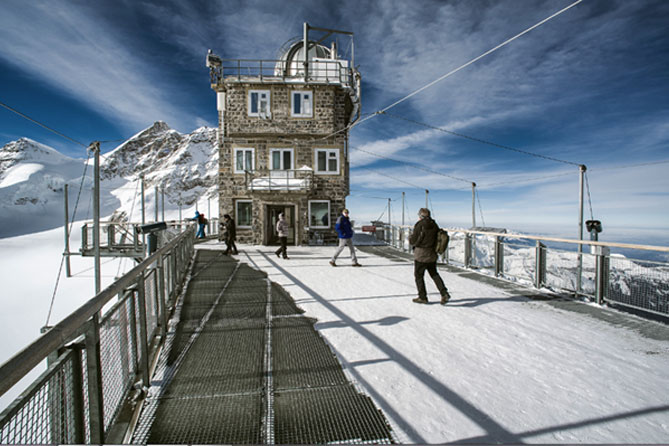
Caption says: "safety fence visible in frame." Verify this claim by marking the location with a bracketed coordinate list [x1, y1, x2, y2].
[379, 225, 669, 317]
[0, 226, 196, 444]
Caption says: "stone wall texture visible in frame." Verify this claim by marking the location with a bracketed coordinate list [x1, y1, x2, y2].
[217, 80, 355, 245]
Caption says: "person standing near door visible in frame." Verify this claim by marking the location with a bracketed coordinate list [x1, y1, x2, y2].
[275, 212, 289, 259]
[222, 214, 238, 255]
[330, 208, 361, 267]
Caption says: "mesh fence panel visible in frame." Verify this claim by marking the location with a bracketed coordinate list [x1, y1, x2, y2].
[0, 351, 79, 444]
[144, 270, 158, 339]
[470, 235, 495, 270]
[607, 256, 669, 315]
[501, 242, 534, 284]
[446, 233, 466, 266]
[99, 298, 136, 431]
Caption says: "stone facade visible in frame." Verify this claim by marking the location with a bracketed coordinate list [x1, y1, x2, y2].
[215, 80, 355, 246]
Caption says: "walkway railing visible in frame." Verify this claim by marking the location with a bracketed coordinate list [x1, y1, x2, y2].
[0, 227, 196, 444]
[379, 225, 669, 317]
[79, 219, 220, 255]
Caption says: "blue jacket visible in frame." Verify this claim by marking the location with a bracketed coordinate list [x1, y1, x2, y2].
[335, 215, 353, 239]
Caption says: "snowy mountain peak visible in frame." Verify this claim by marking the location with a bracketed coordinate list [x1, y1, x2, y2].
[1, 123, 218, 238]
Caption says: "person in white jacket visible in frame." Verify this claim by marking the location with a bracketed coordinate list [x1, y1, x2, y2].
[275, 213, 289, 259]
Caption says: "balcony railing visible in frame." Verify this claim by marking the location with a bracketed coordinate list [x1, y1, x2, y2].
[244, 169, 314, 192]
[209, 58, 355, 86]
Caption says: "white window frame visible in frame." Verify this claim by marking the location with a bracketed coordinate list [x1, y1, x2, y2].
[314, 148, 340, 175]
[233, 147, 255, 174]
[291, 90, 313, 118]
[270, 148, 294, 171]
[248, 89, 271, 118]
[236, 200, 253, 228]
[308, 200, 330, 228]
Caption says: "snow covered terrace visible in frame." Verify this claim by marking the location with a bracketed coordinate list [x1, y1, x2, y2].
[187, 238, 669, 444]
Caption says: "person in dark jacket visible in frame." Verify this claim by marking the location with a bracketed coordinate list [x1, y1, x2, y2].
[275, 212, 289, 259]
[409, 208, 451, 304]
[222, 214, 238, 255]
[329, 208, 361, 267]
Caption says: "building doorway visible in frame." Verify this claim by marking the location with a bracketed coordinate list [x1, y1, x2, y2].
[266, 205, 295, 245]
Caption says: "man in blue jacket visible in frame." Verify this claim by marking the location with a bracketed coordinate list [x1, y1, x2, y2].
[330, 208, 361, 267]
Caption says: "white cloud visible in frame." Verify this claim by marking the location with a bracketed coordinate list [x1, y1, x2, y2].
[0, 1, 199, 133]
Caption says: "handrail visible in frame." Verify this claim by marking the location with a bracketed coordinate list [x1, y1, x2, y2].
[0, 226, 195, 397]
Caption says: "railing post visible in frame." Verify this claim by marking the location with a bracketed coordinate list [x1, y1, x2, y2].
[107, 224, 115, 249]
[136, 275, 150, 387]
[68, 343, 86, 444]
[595, 246, 610, 305]
[157, 255, 168, 340]
[84, 313, 105, 443]
[81, 224, 88, 253]
[464, 234, 472, 268]
[494, 236, 504, 277]
[535, 241, 547, 288]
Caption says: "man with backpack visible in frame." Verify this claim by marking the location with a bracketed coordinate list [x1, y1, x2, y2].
[409, 208, 451, 305]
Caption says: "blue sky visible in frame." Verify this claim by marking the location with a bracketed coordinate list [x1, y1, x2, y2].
[1, 0, 668, 238]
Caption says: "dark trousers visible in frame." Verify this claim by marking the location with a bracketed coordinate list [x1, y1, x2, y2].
[275, 236, 288, 258]
[414, 261, 448, 299]
[225, 237, 238, 255]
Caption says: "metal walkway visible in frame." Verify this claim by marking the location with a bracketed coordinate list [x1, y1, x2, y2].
[131, 249, 394, 444]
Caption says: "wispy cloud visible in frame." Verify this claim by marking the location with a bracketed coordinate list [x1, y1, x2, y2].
[0, 1, 207, 133]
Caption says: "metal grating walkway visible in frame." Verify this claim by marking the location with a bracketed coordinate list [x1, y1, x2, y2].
[131, 249, 394, 444]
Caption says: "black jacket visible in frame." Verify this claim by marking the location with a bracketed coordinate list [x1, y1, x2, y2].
[409, 217, 439, 262]
[223, 219, 236, 240]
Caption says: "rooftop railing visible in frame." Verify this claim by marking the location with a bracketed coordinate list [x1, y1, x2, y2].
[209, 58, 355, 86]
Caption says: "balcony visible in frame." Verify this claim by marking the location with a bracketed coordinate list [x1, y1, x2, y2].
[209, 58, 356, 87]
[244, 168, 314, 192]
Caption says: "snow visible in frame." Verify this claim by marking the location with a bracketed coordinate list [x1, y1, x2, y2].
[0, 163, 44, 188]
[223, 243, 669, 444]
[2, 229, 668, 443]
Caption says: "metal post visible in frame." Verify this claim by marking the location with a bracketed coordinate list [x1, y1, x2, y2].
[425, 189, 429, 209]
[68, 343, 85, 444]
[91, 142, 101, 295]
[401, 192, 405, 226]
[84, 313, 104, 443]
[464, 234, 472, 268]
[303, 22, 309, 83]
[577, 165, 586, 296]
[494, 236, 504, 277]
[387, 198, 391, 227]
[595, 246, 610, 305]
[472, 182, 477, 228]
[136, 276, 150, 386]
[63, 184, 71, 277]
[535, 241, 547, 288]
[161, 188, 165, 221]
[154, 186, 159, 222]
[141, 175, 146, 254]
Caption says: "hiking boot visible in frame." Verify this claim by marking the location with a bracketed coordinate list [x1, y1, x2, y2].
[329, 260, 336, 267]
[352, 262, 362, 267]
[412, 297, 428, 304]
[276, 252, 281, 259]
[441, 291, 451, 305]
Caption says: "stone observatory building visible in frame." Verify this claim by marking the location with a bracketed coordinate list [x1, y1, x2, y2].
[206, 23, 361, 246]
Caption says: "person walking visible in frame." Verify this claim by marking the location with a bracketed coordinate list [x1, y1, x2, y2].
[222, 214, 238, 255]
[409, 208, 451, 304]
[275, 212, 289, 259]
[330, 208, 361, 267]
[191, 210, 206, 239]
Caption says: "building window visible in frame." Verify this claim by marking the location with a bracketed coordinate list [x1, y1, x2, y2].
[291, 91, 313, 117]
[236, 200, 252, 228]
[234, 148, 254, 174]
[315, 149, 340, 174]
[248, 90, 271, 118]
[309, 200, 330, 228]
[270, 148, 294, 171]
